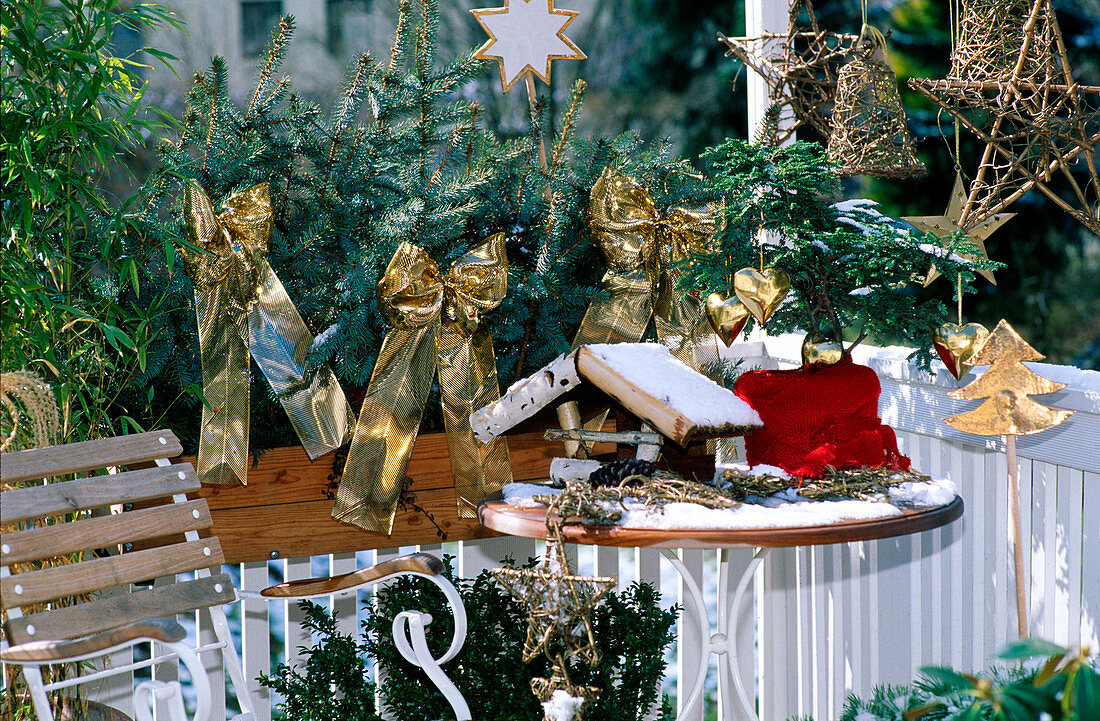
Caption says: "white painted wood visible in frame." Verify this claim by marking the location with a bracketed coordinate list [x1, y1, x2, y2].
[676, 548, 705, 721]
[330, 552, 360, 646]
[242, 561, 272, 721]
[284, 557, 314, 674]
[1062, 467, 1084, 647]
[198, 605, 227, 721]
[1081, 472, 1100, 653]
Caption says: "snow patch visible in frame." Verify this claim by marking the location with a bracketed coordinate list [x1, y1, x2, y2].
[503, 482, 562, 507]
[583, 343, 762, 430]
[542, 690, 586, 721]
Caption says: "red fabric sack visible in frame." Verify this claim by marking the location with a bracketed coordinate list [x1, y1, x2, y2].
[733, 357, 910, 478]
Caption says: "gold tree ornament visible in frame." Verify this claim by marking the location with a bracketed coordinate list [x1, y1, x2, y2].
[472, 0, 585, 94]
[933, 322, 990, 381]
[944, 320, 1072, 436]
[941, 319, 1072, 639]
[718, 0, 860, 144]
[909, 0, 1100, 234]
[827, 41, 927, 178]
[902, 175, 1011, 286]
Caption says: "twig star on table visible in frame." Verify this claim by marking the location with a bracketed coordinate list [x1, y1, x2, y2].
[472, 0, 585, 93]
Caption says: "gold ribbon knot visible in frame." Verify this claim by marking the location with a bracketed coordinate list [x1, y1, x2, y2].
[182, 181, 354, 485]
[334, 234, 512, 534]
[574, 167, 723, 369]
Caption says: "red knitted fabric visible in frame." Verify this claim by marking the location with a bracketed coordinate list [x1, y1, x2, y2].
[733, 357, 910, 478]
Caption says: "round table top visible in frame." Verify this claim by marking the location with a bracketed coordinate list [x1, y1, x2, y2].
[477, 490, 963, 549]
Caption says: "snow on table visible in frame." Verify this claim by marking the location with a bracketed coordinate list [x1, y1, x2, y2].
[500, 476, 959, 531]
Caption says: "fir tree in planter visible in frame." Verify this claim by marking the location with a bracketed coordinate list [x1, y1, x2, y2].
[681, 129, 999, 478]
[683, 129, 996, 365]
[117, 0, 705, 456]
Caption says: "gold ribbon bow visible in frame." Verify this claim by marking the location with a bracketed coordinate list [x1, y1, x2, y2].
[574, 168, 723, 370]
[183, 181, 354, 485]
[333, 234, 512, 534]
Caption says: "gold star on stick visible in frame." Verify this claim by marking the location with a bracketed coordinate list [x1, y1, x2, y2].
[472, 0, 585, 94]
[903, 175, 1012, 286]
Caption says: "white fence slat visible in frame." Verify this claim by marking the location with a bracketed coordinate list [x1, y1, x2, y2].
[1082, 472, 1100, 653]
[284, 557, 314, 675]
[1061, 467, 1084, 646]
[242, 561, 272, 721]
[330, 551, 360, 642]
[676, 548, 706, 721]
[459, 536, 532, 578]
[991, 447, 1011, 649]
[198, 605, 227, 721]
[759, 547, 793, 721]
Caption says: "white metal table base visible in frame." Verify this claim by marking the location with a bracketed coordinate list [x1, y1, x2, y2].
[660, 547, 771, 721]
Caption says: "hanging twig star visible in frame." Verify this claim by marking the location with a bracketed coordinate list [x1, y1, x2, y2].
[902, 174, 1012, 286]
[718, 0, 860, 143]
[472, 0, 585, 94]
[493, 538, 613, 665]
[909, 0, 1100, 234]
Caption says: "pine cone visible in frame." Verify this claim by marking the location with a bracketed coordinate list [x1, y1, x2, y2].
[587, 459, 659, 488]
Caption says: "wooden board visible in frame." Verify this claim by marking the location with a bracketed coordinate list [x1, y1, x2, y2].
[1, 500, 212, 565]
[192, 430, 614, 563]
[0, 464, 199, 524]
[1, 539, 225, 608]
[478, 494, 964, 549]
[0, 618, 186, 663]
[0, 430, 182, 485]
[576, 346, 699, 446]
[4, 574, 235, 646]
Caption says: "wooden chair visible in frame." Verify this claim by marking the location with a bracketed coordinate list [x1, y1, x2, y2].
[260, 552, 472, 721]
[0, 430, 256, 721]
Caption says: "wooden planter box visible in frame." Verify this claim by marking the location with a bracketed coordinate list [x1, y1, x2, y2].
[184, 431, 582, 564]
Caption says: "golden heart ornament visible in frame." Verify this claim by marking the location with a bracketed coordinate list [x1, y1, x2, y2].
[733, 267, 790, 324]
[705, 293, 751, 346]
[933, 322, 990, 380]
[801, 333, 844, 366]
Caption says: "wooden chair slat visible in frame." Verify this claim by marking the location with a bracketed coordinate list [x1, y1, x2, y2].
[0, 464, 198, 524]
[3, 574, 235, 646]
[0, 618, 187, 664]
[1, 539, 225, 609]
[1, 500, 213, 566]
[0, 430, 182, 485]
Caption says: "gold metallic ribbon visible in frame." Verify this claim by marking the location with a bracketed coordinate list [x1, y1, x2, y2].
[183, 181, 354, 485]
[574, 167, 723, 371]
[333, 235, 512, 534]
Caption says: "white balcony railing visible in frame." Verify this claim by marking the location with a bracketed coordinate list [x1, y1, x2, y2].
[67, 336, 1099, 720]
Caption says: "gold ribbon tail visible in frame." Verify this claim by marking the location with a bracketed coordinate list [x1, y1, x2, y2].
[194, 285, 251, 485]
[247, 264, 354, 458]
[438, 322, 512, 518]
[334, 325, 437, 534]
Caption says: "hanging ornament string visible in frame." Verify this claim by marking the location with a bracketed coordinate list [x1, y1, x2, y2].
[857, 0, 888, 54]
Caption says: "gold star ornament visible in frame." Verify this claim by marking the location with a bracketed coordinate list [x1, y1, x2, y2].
[903, 175, 1012, 286]
[472, 0, 585, 94]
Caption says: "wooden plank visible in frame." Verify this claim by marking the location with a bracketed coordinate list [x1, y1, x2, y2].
[576, 346, 698, 446]
[2, 539, 225, 608]
[211, 491, 502, 564]
[4, 574, 234, 645]
[1, 464, 199, 524]
[192, 431, 606, 512]
[0, 430, 182, 484]
[0, 618, 186, 663]
[1, 500, 212, 565]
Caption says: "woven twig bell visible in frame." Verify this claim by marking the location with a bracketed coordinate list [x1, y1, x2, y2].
[828, 46, 926, 178]
[949, 0, 1039, 82]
